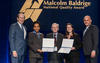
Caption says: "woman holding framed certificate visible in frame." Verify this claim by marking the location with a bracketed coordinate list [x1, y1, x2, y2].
[63, 23, 82, 63]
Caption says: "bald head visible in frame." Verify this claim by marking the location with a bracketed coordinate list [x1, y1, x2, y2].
[83, 15, 92, 26]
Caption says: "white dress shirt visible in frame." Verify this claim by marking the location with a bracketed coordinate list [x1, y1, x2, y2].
[83, 26, 89, 36]
[17, 22, 26, 39]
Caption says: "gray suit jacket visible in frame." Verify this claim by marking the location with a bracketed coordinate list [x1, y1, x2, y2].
[83, 25, 99, 55]
[28, 32, 44, 58]
[9, 22, 27, 56]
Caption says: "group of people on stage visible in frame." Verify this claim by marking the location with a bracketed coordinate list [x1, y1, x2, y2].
[9, 12, 99, 63]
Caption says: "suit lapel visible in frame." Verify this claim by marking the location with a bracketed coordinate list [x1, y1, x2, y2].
[57, 33, 59, 42]
[83, 25, 91, 38]
[33, 33, 42, 39]
[40, 33, 43, 39]
[33, 33, 38, 39]
[16, 23, 24, 32]
[57, 33, 60, 45]
[16, 23, 21, 31]
[23, 25, 27, 32]
[51, 33, 53, 38]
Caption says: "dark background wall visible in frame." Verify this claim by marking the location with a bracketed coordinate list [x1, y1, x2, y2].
[0, 0, 100, 63]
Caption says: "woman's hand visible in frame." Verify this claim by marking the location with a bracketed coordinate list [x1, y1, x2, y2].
[67, 32, 73, 39]
[71, 47, 76, 50]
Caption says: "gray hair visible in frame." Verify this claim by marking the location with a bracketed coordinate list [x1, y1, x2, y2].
[51, 23, 59, 28]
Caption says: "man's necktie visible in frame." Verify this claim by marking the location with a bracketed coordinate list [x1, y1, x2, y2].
[21, 24, 24, 31]
[54, 33, 56, 46]
[54, 33, 58, 51]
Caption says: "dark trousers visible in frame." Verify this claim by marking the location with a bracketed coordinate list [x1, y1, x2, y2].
[64, 55, 80, 63]
[48, 52, 63, 63]
[29, 57, 43, 63]
[85, 55, 98, 63]
[63, 51, 80, 63]
[11, 55, 24, 63]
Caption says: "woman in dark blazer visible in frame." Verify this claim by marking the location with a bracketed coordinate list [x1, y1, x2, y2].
[63, 23, 82, 63]
[28, 21, 44, 63]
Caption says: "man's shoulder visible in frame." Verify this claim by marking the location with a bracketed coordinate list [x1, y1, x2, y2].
[29, 32, 34, 36]
[91, 25, 97, 27]
[29, 32, 33, 34]
[9, 22, 18, 30]
[10, 22, 18, 27]
[47, 33, 63, 36]
[47, 33, 53, 36]
[90, 25, 98, 30]
[46, 33, 53, 38]
[58, 33, 64, 37]
[28, 32, 44, 36]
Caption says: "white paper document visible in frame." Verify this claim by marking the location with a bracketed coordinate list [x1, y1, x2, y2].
[42, 38, 54, 52]
[58, 39, 74, 53]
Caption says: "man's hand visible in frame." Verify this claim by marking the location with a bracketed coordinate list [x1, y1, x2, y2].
[91, 50, 96, 58]
[37, 49, 43, 53]
[12, 51, 18, 57]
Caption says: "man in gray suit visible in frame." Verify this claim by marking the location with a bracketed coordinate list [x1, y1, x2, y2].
[82, 15, 99, 63]
[9, 12, 27, 63]
[46, 23, 63, 63]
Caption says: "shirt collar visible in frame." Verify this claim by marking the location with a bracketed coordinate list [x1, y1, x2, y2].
[33, 31, 41, 34]
[86, 25, 90, 29]
[17, 22, 22, 28]
[53, 32, 58, 37]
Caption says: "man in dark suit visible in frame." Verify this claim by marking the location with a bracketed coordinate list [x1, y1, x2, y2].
[9, 12, 27, 63]
[28, 21, 44, 63]
[82, 15, 99, 63]
[46, 23, 63, 63]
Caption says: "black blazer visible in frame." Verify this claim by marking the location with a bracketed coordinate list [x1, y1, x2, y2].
[82, 25, 99, 55]
[28, 32, 44, 58]
[46, 33, 64, 51]
[64, 33, 82, 56]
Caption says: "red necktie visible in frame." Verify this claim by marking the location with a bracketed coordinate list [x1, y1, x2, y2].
[54, 33, 56, 46]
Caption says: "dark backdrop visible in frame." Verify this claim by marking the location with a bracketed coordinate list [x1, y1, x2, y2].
[0, 0, 100, 63]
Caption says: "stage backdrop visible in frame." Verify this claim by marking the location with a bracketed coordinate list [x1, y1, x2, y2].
[0, 0, 100, 63]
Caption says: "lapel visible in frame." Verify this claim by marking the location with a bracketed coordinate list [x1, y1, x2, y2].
[51, 33, 59, 41]
[16, 23, 23, 32]
[51, 33, 54, 38]
[23, 25, 26, 31]
[83, 25, 92, 38]
[57, 33, 59, 42]
[54, 33, 59, 44]
[33, 33, 42, 39]
[33, 33, 38, 39]
[39, 33, 43, 39]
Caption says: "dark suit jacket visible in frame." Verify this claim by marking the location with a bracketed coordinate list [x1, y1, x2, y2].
[9, 22, 27, 56]
[83, 25, 99, 55]
[28, 32, 44, 58]
[64, 33, 82, 58]
[46, 33, 64, 51]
